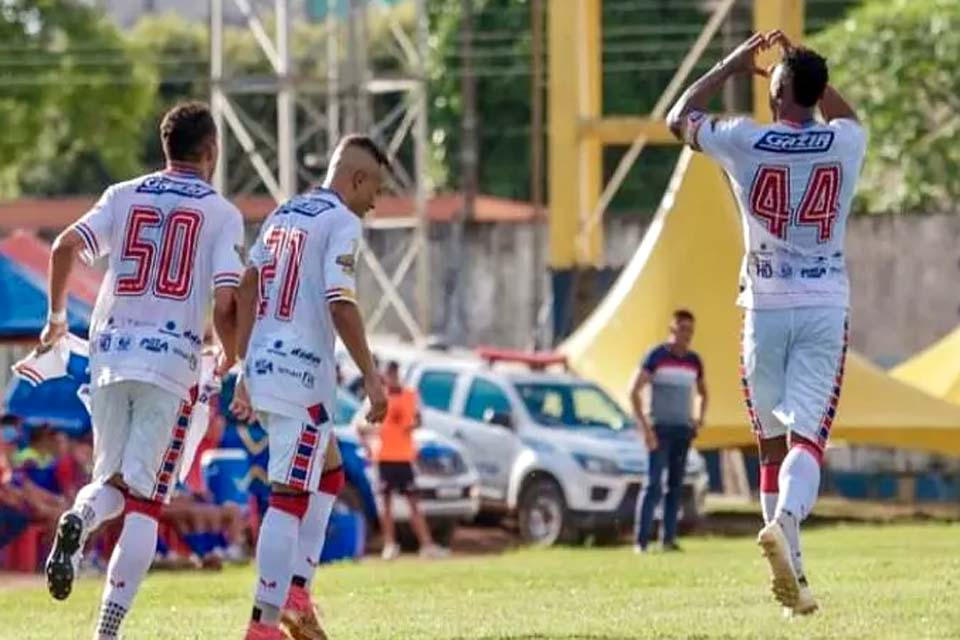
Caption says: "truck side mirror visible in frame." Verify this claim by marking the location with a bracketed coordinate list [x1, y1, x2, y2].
[483, 409, 513, 430]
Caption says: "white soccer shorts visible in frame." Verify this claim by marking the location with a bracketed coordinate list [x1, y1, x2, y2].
[90, 381, 196, 503]
[259, 409, 333, 493]
[740, 307, 849, 450]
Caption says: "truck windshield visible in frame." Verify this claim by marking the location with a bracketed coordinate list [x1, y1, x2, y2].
[514, 382, 634, 431]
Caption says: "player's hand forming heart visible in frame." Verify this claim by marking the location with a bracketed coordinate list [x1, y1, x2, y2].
[765, 29, 795, 54]
[722, 32, 769, 75]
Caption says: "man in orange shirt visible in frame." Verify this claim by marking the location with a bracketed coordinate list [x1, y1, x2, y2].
[370, 361, 448, 560]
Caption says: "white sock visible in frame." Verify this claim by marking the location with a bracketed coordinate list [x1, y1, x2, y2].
[97, 513, 158, 637]
[72, 482, 124, 542]
[775, 446, 821, 582]
[761, 492, 778, 524]
[776, 447, 820, 521]
[254, 507, 300, 617]
[291, 492, 336, 587]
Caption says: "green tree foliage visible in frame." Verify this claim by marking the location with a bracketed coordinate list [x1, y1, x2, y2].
[428, 0, 861, 215]
[1, 1, 155, 197]
[810, 0, 960, 214]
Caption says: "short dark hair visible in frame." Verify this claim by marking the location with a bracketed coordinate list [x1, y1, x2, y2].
[339, 134, 391, 170]
[386, 360, 401, 375]
[673, 309, 695, 323]
[160, 101, 217, 162]
[782, 47, 829, 108]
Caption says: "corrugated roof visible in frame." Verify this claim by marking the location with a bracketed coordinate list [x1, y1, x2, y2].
[0, 192, 537, 231]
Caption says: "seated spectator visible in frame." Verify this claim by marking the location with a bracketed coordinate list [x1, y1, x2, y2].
[159, 484, 248, 570]
[0, 424, 29, 552]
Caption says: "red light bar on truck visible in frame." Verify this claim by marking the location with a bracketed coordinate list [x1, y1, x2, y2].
[475, 347, 569, 371]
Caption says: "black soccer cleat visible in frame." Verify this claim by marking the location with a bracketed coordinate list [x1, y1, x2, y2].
[45, 512, 83, 601]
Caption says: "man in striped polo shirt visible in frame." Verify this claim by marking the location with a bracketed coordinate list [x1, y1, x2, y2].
[630, 309, 708, 552]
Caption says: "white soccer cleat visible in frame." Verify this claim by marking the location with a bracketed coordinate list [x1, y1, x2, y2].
[757, 521, 800, 609]
[784, 583, 819, 617]
[418, 544, 450, 560]
[381, 542, 400, 561]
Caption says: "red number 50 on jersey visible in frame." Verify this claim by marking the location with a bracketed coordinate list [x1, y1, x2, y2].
[749, 163, 842, 242]
[116, 207, 202, 299]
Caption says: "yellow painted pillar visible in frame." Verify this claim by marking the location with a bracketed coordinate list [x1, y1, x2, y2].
[576, 0, 603, 267]
[547, 0, 579, 269]
[752, 0, 805, 122]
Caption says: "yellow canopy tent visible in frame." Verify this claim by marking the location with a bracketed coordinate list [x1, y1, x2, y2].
[561, 149, 960, 456]
[890, 327, 960, 405]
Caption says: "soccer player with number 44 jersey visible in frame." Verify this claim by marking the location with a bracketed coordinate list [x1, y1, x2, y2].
[42, 102, 243, 639]
[668, 31, 866, 616]
[230, 135, 389, 640]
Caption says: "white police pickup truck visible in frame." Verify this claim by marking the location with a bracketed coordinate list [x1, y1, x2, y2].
[401, 348, 709, 546]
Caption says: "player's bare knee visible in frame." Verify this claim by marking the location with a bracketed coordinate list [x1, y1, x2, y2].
[758, 435, 788, 465]
[107, 474, 128, 492]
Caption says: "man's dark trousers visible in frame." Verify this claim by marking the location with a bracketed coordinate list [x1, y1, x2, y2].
[634, 425, 692, 548]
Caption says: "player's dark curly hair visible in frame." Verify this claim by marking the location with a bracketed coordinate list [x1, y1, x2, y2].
[783, 47, 829, 108]
[160, 101, 217, 162]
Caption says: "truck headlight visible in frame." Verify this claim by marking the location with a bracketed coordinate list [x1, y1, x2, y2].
[573, 453, 621, 476]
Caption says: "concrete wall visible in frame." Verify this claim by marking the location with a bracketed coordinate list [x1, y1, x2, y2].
[846, 213, 960, 365]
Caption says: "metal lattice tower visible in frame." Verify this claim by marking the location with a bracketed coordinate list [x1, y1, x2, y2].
[209, 0, 431, 339]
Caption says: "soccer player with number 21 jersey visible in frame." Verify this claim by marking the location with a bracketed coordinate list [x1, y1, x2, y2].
[229, 136, 389, 640]
[668, 30, 866, 616]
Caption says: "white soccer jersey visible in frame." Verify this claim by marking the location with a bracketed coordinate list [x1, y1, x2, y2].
[245, 187, 361, 424]
[71, 167, 245, 400]
[691, 114, 867, 309]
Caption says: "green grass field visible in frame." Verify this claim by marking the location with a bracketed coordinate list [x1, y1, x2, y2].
[1, 523, 958, 640]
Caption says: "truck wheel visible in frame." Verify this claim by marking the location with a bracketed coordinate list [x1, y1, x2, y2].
[429, 520, 457, 548]
[517, 478, 575, 546]
[679, 493, 702, 533]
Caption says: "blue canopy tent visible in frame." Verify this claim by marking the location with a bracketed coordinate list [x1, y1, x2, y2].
[0, 253, 90, 340]
[3, 351, 91, 434]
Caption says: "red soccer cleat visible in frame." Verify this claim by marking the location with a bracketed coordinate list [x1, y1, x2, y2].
[244, 621, 287, 640]
[281, 585, 329, 640]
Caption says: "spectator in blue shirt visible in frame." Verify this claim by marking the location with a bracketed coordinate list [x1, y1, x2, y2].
[629, 309, 708, 552]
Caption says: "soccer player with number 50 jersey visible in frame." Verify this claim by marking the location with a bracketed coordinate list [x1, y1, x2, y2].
[668, 31, 867, 616]
[42, 102, 244, 639]
[230, 135, 389, 640]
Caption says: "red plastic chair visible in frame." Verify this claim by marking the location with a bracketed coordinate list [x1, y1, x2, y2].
[1, 524, 44, 572]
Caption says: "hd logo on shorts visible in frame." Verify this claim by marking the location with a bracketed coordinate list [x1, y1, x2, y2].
[754, 130, 834, 154]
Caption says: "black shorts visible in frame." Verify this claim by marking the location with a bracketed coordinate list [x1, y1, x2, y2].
[378, 461, 416, 495]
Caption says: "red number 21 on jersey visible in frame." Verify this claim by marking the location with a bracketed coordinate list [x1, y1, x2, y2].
[748, 163, 842, 242]
[257, 227, 308, 321]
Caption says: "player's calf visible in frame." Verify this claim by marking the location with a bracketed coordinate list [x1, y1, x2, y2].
[95, 493, 163, 639]
[249, 487, 310, 633]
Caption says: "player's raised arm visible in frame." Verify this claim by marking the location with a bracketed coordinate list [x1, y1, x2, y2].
[820, 85, 858, 123]
[666, 33, 768, 147]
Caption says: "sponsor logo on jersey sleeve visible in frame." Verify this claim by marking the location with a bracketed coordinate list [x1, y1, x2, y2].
[116, 335, 133, 352]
